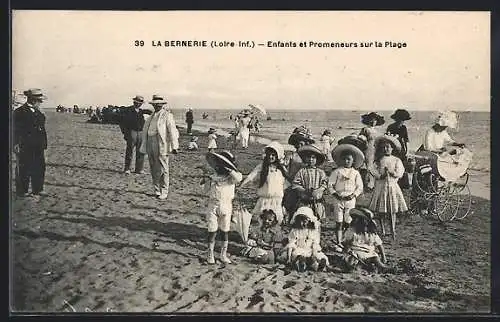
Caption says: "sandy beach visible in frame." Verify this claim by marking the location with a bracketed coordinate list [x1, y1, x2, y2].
[11, 112, 491, 313]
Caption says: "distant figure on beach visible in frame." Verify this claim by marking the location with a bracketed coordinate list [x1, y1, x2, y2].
[201, 151, 243, 264]
[386, 109, 411, 161]
[240, 141, 289, 224]
[359, 112, 385, 191]
[202, 112, 209, 120]
[320, 130, 335, 163]
[185, 107, 194, 135]
[186, 136, 199, 151]
[207, 128, 218, 152]
[292, 144, 328, 221]
[237, 110, 252, 149]
[119, 95, 152, 174]
[13, 88, 48, 200]
[139, 95, 179, 200]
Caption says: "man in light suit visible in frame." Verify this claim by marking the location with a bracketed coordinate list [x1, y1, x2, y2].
[139, 95, 179, 199]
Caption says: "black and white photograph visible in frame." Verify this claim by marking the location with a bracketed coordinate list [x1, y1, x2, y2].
[10, 10, 491, 313]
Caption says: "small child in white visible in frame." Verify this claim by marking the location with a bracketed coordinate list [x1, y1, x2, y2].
[328, 144, 364, 249]
[207, 128, 218, 152]
[201, 151, 243, 264]
[187, 136, 199, 151]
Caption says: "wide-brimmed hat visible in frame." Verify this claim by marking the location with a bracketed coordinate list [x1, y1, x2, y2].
[264, 141, 285, 160]
[390, 109, 411, 121]
[338, 134, 368, 152]
[149, 95, 167, 105]
[297, 144, 325, 165]
[374, 133, 402, 152]
[290, 206, 319, 227]
[361, 112, 385, 126]
[349, 207, 377, 228]
[23, 88, 47, 101]
[132, 95, 144, 103]
[206, 151, 238, 172]
[434, 110, 458, 129]
[331, 144, 365, 169]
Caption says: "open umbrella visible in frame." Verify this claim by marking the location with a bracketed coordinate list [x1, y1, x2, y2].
[232, 204, 253, 243]
[248, 104, 266, 116]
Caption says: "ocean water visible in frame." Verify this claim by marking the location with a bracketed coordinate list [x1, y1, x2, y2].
[170, 109, 490, 173]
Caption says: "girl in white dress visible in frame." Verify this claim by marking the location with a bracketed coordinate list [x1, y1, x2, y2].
[240, 141, 289, 224]
[320, 130, 335, 163]
[207, 128, 217, 152]
[368, 134, 408, 239]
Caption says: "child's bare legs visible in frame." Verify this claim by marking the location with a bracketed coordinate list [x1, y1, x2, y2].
[220, 231, 232, 264]
[377, 213, 386, 236]
[208, 231, 217, 264]
[335, 222, 343, 246]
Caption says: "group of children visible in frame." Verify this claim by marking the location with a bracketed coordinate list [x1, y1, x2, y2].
[198, 113, 410, 272]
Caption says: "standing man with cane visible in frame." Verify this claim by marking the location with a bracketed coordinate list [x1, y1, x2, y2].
[13, 88, 48, 200]
[119, 95, 152, 174]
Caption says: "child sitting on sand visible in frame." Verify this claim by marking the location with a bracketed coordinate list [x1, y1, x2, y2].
[368, 134, 408, 239]
[207, 128, 217, 152]
[285, 206, 329, 272]
[186, 136, 199, 151]
[240, 141, 289, 224]
[328, 144, 364, 250]
[341, 207, 388, 272]
[292, 144, 328, 221]
[241, 209, 287, 264]
[201, 151, 243, 264]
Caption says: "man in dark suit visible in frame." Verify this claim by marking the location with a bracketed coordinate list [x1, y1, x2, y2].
[119, 95, 152, 174]
[185, 107, 194, 135]
[13, 88, 48, 200]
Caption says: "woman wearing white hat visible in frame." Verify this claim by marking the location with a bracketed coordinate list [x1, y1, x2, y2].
[240, 142, 289, 224]
[421, 111, 465, 153]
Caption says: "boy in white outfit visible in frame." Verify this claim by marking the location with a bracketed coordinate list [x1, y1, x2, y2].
[201, 151, 243, 264]
[328, 144, 364, 249]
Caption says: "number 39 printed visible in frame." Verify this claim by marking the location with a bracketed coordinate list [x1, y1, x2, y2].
[134, 40, 145, 46]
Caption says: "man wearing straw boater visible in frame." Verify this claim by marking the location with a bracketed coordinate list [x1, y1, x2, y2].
[119, 95, 152, 174]
[13, 88, 48, 200]
[139, 95, 179, 200]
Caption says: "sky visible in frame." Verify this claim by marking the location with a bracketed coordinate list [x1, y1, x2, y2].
[12, 11, 490, 111]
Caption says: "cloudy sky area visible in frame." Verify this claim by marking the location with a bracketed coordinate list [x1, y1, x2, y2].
[12, 11, 490, 111]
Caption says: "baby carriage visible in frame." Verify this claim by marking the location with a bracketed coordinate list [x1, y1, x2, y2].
[407, 147, 473, 222]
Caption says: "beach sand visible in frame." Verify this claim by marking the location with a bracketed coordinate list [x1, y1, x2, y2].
[11, 112, 490, 313]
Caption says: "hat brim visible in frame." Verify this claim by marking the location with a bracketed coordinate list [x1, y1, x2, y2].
[331, 144, 365, 169]
[374, 135, 402, 152]
[361, 114, 385, 126]
[133, 98, 144, 103]
[297, 145, 326, 165]
[390, 112, 411, 121]
[264, 141, 285, 160]
[149, 100, 167, 104]
[288, 133, 315, 146]
[206, 152, 238, 172]
[290, 207, 320, 227]
[25, 94, 47, 101]
[338, 136, 367, 152]
[350, 208, 377, 228]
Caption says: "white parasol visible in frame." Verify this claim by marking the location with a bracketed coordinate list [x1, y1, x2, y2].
[232, 203, 253, 243]
[248, 104, 267, 116]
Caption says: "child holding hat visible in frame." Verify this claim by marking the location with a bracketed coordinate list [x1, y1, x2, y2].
[368, 134, 408, 239]
[328, 144, 364, 248]
[201, 151, 243, 264]
[292, 144, 328, 221]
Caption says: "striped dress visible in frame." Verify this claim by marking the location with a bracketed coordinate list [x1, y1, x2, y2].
[292, 166, 328, 220]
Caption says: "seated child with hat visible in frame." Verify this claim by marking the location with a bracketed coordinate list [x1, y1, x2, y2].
[340, 207, 388, 272]
[328, 143, 365, 250]
[201, 151, 243, 264]
[241, 209, 287, 264]
[186, 136, 199, 151]
[285, 206, 329, 272]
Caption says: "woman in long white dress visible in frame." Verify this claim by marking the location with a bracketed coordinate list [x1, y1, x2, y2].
[238, 112, 252, 149]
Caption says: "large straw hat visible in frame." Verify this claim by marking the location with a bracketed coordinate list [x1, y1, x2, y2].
[331, 144, 365, 169]
[361, 112, 385, 126]
[132, 95, 145, 103]
[23, 88, 47, 101]
[435, 110, 458, 129]
[374, 133, 402, 152]
[349, 207, 377, 228]
[290, 206, 320, 227]
[297, 144, 326, 165]
[390, 109, 411, 121]
[149, 95, 167, 105]
[264, 141, 285, 160]
[206, 151, 238, 172]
